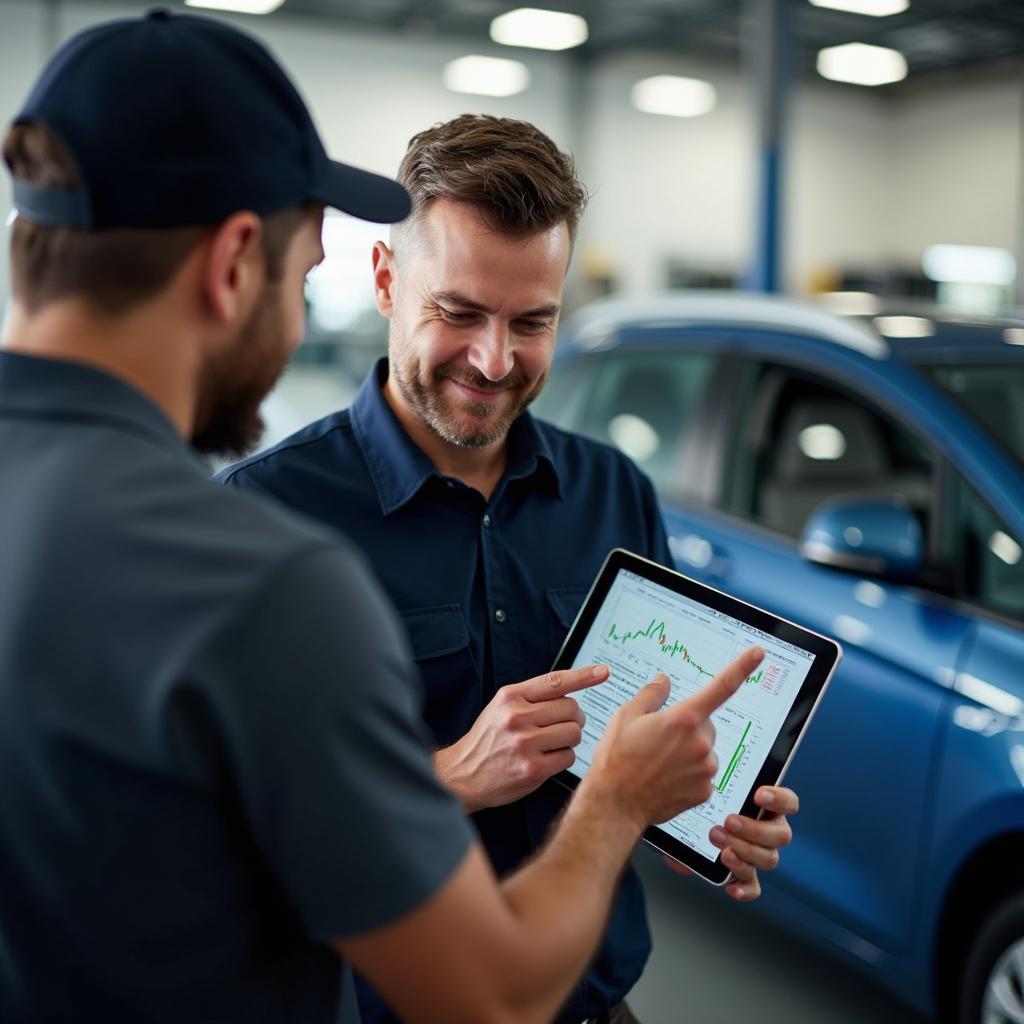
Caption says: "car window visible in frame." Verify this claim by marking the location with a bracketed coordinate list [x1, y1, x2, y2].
[724, 364, 935, 541]
[923, 363, 1024, 469]
[572, 350, 717, 496]
[941, 472, 1024, 621]
[530, 354, 594, 429]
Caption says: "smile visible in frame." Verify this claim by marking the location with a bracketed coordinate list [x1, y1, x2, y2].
[449, 379, 510, 402]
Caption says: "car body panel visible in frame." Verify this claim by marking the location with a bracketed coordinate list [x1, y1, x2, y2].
[540, 293, 1024, 1019]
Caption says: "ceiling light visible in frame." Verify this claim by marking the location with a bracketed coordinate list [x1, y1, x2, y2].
[798, 423, 847, 461]
[631, 76, 717, 118]
[873, 315, 934, 338]
[490, 7, 588, 51]
[817, 42, 907, 86]
[1004, 329, 1024, 346]
[989, 530, 1023, 567]
[185, 0, 285, 13]
[922, 244, 1016, 287]
[809, 0, 909, 16]
[818, 291, 881, 315]
[443, 55, 529, 97]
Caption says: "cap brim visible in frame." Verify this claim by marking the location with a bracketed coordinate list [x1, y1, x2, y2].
[312, 159, 411, 224]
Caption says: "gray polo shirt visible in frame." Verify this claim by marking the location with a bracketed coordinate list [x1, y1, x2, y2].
[0, 351, 472, 1023]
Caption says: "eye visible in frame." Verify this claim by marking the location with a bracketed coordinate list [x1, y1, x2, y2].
[517, 319, 551, 333]
[438, 307, 475, 324]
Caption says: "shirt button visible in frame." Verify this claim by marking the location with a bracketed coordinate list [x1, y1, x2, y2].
[495, 608, 507, 623]
[482, 514, 491, 527]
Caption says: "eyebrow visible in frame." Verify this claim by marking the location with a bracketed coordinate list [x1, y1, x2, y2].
[432, 290, 560, 319]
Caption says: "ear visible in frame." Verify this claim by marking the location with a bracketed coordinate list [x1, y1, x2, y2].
[203, 211, 264, 326]
[372, 241, 397, 319]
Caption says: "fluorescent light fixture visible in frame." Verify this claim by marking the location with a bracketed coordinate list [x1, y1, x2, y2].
[608, 414, 659, 461]
[798, 423, 847, 461]
[490, 7, 588, 51]
[817, 42, 907, 86]
[809, 0, 908, 16]
[873, 315, 934, 338]
[922, 244, 1016, 287]
[631, 76, 717, 118]
[989, 530, 1023, 567]
[185, 0, 285, 13]
[443, 55, 529, 97]
[5, 209, 16, 227]
[1004, 328, 1024, 346]
[818, 290, 881, 315]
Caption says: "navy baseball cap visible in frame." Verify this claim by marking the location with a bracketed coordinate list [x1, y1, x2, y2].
[9, 8, 411, 230]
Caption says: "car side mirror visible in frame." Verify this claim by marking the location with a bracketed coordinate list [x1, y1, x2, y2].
[800, 498, 924, 580]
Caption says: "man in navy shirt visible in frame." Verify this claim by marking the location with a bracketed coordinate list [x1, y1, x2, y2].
[220, 115, 800, 1024]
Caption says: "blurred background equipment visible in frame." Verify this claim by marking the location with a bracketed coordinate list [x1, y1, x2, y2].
[2, 4, 1024, 1020]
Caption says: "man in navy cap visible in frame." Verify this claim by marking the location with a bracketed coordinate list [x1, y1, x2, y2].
[0, 11, 770, 1024]
[219, 114, 801, 1024]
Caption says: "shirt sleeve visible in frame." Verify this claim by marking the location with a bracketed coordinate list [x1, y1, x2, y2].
[194, 542, 474, 941]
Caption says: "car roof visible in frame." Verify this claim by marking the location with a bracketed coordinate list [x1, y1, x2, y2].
[562, 291, 1024, 364]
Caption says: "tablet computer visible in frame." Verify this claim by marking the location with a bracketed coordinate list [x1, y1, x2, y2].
[552, 548, 841, 885]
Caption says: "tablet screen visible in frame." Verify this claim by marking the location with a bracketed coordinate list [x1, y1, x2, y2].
[566, 566, 818, 862]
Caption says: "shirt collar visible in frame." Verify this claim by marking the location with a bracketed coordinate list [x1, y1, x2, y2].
[350, 358, 563, 515]
[0, 350, 191, 457]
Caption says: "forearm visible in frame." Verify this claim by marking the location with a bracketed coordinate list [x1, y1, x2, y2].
[434, 746, 486, 814]
[495, 773, 645, 1022]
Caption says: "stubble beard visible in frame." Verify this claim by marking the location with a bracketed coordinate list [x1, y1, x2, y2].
[390, 343, 545, 450]
[191, 283, 290, 459]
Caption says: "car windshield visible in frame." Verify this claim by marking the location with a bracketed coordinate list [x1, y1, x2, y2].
[922, 363, 1024, 467]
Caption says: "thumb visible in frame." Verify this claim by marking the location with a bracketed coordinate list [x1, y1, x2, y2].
[620, 674, 671, 719]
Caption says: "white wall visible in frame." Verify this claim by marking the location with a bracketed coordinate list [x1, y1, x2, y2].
[0, 3, 1021, 311]
[0, 1, 575, 312]
[887, 72, 1023, 262]
[578, 51, 755, 297]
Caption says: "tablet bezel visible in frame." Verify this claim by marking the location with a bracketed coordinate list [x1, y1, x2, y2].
[552, 548, 841, 885]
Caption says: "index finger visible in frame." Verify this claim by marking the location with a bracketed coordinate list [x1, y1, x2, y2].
[521, 664, 610, 702]
[680, 646, 764, 719]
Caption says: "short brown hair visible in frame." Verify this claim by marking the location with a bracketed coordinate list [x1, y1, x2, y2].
[3, 122, 309, 315]
[395, 114, 587, 247]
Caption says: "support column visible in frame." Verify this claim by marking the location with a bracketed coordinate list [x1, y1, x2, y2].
[745, 0, 792, 293]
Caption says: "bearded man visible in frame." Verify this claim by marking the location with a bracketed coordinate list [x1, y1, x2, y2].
[219, 114, 800, 1024]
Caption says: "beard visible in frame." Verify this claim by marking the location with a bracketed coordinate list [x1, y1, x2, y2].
[191, 282, 290, 460]
[390, 335, 546, 450]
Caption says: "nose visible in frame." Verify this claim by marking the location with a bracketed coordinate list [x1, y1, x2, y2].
[467, 321, 515, 382]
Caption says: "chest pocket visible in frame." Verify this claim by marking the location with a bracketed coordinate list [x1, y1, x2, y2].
[397, 604, 480, 747]
[545, 586, 592, 659]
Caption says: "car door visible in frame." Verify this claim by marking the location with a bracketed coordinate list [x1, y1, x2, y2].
[656, 356, 974, 958]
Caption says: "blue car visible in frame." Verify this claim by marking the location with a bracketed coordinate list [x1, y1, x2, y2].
[532, 293, 1024, 1024]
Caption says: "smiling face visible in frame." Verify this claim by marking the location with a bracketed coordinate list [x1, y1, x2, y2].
[376, 199, 570, 451]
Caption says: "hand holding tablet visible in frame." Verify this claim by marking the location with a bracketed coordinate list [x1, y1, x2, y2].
[553, 549, 841, 885]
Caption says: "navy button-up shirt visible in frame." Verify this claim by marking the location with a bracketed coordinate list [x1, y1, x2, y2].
[218, 359, 673, 1023]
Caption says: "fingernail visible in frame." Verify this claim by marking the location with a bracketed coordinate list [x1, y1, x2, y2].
[592, 664, 608, 678]
[759, 789, 775, 807]
[732, 886, 746, 899]
[726, 816, 744, 834]
[709, 827, 726, 845]
[751, 646, 764, 661]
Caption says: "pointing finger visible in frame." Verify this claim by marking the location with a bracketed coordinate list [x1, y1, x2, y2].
[620, 674, 671, 718]
[522, 664, 610, 702]
[680, 647, 764, 719]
